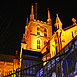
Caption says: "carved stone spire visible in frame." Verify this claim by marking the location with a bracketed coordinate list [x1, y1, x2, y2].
[47, 8, 52, 25]
[31, 4, 34, 14]
[56, 14, 61, 23]
[55, 14, 62, 30]
[30, 4, 34, 21]
[48, 8, 50, 19]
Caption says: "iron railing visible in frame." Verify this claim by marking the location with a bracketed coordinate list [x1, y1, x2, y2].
[4, 36, 77, 77]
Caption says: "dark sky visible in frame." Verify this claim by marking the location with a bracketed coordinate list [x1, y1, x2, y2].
[0, 0, 77, 54]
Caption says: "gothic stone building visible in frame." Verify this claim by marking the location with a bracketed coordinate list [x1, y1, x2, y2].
[20, 3, 77, 67]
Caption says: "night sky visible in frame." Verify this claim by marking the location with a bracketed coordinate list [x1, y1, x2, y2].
[0, 0, 77, 54]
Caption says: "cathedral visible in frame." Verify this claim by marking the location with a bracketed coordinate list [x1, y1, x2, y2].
[20, 3, 77, 66]
[0, 51, 20, 77]
[0, 3, 77, 77]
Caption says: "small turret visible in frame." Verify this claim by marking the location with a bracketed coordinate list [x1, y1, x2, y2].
[30, 4, 34, 21]
[47, 8, 52, 25]
[55, 14, 62, 30]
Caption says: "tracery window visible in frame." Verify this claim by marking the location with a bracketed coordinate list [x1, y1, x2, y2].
[37, 39, 40, 44]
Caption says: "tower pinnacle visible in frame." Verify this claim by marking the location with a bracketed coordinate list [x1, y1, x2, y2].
[31, 4, 34, 14]
[56, 14, 61, 23]
[30, 4, 34, 21]
[48, 8, 50, 19]
[47, 8, 52, 25]
[55, 14, 62, 30]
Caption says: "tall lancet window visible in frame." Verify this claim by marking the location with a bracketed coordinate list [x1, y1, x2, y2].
[44, 28, 47, 32]
[37, 39, 40, 49]
[44, 28, 47, 37]
[37, 25, 40, 35]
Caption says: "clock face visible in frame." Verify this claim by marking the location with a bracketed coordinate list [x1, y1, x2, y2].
[52, 72, 56, 77]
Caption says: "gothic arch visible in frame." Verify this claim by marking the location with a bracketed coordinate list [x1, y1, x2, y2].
[37, 38, 41, 49]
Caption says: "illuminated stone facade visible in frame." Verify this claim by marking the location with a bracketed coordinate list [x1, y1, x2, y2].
[0, 51, 19, 77]
[20, 3, 77, 66]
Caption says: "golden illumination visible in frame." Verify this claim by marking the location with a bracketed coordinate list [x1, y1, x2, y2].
[20, 3, 77, 67]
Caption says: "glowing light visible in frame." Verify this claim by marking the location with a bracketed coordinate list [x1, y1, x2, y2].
[26, 26, 27, 28]
[75, 75, 77, 77]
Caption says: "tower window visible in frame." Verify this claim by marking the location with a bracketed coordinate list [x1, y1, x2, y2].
[37, 45, 40, 49]
[37, 26, 40, 35]
[44, 28, 47, 37]
[44, 33, 47, 36]
[37, 39, 41, 49]
[37, 40, 40, 44]
[37, 32, 40, 35]
[37, 27, 40, 30]
[44, 28, 47, 32]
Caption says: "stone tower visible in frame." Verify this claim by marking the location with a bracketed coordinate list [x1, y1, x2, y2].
[20, 3, 52, 65]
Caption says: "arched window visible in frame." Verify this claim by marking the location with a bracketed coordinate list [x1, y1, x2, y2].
[37, 45, 40, 49]
[37, 32, 40, 35]
[44, 33, 47, 36]
[37, 27, 40, 30]
[37, 39, 40, 49]
[44, 28, 47, 32]
[37, 26, 40, 35]
[44, 28, 47, 37]
[37, 39, 40, 44]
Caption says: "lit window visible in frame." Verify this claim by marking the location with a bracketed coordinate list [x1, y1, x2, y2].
[37, 27, 40, 30]
[44, 28, 47, 32]
[37, 40, 40, 44]
[37, 45, 40, 49]
[37, 26, 40, 35]
[37, 32, 40, 35]
[44, 28, 47, 37]
[37, 39, 40, 49]
[44, 33, 47, 36]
